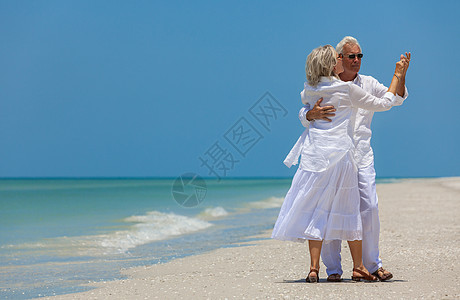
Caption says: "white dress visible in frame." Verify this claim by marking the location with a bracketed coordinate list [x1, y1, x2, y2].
[271, 77, 396, 242]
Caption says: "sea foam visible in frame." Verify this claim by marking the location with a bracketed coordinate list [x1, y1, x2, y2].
[247, 196, 285, 209]
[199, 206, 229, 219]
[99, 211, 213, 253]
[3, 211, 213, 256]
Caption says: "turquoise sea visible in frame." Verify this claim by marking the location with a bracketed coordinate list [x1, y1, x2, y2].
[0, 177, 400, 299]
[0, 177, 294, 299]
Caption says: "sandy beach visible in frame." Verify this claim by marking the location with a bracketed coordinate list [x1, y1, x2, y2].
[46, 177, 460, 299]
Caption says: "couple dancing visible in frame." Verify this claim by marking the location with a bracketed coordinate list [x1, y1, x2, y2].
[272, 36, 410, 282]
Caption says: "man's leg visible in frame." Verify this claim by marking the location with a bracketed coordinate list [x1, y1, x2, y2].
[358, 162, 382, 274]
[320, 240, 343, 276]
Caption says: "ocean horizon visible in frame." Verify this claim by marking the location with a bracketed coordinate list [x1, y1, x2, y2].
[0, 177, 403, 299]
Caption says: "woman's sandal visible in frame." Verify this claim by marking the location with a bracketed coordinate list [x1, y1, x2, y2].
[372, 267, 393, 281]
[306, 268, 319, 283]
[351, 268, 378, 282]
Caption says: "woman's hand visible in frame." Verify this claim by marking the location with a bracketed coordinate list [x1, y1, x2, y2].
[400, 52, 411, 77]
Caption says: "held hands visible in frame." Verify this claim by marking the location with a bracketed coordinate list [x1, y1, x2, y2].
[401, 52, 411, 76]
[395, 52, 411, 78]
[306, 98, 336, 122]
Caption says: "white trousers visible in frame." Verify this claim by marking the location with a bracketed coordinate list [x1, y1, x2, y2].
[321, 162, 382, 275]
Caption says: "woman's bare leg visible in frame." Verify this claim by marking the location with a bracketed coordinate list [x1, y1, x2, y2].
[348, 240, 377, 280]
[308, 240, 322, 281]
[347, 240, 364, 270]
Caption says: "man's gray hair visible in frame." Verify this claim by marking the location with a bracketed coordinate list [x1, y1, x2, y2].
[336, 36, 362, 54]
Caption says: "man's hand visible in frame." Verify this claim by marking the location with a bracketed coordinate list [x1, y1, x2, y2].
[306, 98, 336, 122]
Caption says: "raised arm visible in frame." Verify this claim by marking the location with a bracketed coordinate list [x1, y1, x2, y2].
[372, 78, 409, 107]
[371, 76, 408, 108]
[387, 57, 407, 96]
[349, 84, 396, 112]
[395, 52, 411, 97]
[348, 55, 410, 111]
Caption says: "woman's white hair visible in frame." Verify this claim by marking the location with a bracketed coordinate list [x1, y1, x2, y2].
[336, 36, 362, 54]
[305, 45, 338, 87]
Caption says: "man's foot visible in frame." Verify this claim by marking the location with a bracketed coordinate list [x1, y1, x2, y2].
[372, 267, 393, 281]
[326, 273, 342, 282]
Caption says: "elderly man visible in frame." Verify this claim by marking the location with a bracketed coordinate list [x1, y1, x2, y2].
[299, 36, 410, 281]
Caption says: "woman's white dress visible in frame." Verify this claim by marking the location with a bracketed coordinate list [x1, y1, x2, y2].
[271, 77, 396, 242]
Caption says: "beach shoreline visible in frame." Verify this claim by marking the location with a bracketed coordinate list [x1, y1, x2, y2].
[44, 177, 460, 299]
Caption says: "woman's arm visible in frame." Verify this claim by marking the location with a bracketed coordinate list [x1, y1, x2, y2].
[348, 55, 410, 112]
[348, 84, 395, 112]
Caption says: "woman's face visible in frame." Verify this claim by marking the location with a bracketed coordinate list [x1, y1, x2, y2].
[333, 51, 344, 75]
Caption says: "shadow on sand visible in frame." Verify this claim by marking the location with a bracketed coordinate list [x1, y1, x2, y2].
[279, 278, 407, 284]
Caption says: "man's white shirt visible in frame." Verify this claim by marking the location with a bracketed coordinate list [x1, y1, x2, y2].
[299, 74, 408, 169]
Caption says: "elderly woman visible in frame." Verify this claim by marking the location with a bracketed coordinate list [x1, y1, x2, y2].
[272, 45, 409, 282]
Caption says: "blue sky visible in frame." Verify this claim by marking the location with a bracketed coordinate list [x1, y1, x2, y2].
[0, 0, 459, 178]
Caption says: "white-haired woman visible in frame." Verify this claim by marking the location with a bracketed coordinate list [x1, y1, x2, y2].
[272, 45, 410, 282]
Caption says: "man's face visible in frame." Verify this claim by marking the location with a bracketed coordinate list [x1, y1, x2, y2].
[341, 43, 362, 75]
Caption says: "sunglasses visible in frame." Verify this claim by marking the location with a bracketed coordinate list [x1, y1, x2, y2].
[342, 53, 363, 59]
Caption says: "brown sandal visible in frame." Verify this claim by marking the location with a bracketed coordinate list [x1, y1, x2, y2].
[351, 268, 378, 282]
[306, 268, 319, 283]
[327, 273, 342, 282]
[372, 267, 393, 281]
